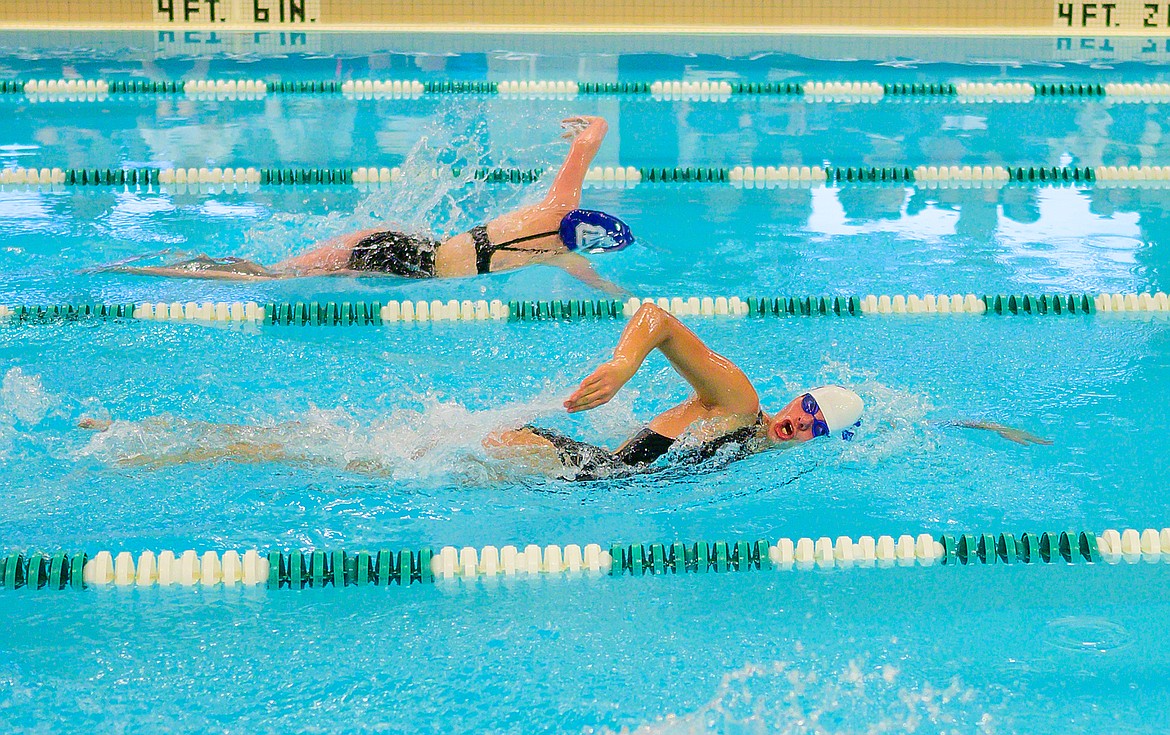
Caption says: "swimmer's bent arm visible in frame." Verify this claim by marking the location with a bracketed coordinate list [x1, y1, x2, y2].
[565, 303, 758, 414]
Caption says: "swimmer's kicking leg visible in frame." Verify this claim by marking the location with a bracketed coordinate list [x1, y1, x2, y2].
[91, 228, 388, 281]
[98, 255, 286, 281]
[79, 416, 294, 467]
[79, 415, 401, 474]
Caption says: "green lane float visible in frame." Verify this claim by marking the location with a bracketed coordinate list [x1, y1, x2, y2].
[1034, 83, 1106, 97]
[1005, 166, 1095, 183]
[423, 80, 497, 94]
[473, 168, 544, 183]
[883, 82, 957, 97]
[745, 296, 862, 316]
[980, 294, 1096, 315]
[2, 304, 137, 322]
[0, 527, 1160, 591]
[579, 81, 653, 94]
[826, 166, 915, 183]
[730, 81, 804, 95]
[638, 166, 728, 183]
[272, 80, 344, 94]
[256, 168, 353, 185]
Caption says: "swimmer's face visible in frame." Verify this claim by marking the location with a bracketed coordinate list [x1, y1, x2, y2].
[766, 395, 826, 444]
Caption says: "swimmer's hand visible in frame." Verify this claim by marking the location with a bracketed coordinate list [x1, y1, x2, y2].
[565, 358, 636, 413]
[560, 116, 605, 140]
[953, 420, 1052, 446]
[78, 417, 112, 431]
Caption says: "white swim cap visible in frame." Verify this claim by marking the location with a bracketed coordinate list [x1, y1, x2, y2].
[808, 385, 864, 438]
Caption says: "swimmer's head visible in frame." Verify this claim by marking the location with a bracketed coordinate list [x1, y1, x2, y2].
[560, 209, 634, 254]
[766, 386, 863, 444]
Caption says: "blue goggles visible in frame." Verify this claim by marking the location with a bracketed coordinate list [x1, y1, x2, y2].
[801, 394, 831, 438]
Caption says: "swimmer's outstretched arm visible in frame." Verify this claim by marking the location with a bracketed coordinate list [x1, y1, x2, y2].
[547, 252, 629, 297]
[565, 303, 759, 416]
[949, 420, 1052, 445]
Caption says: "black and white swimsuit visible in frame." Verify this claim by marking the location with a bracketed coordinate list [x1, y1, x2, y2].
[525, 414, 765, 481]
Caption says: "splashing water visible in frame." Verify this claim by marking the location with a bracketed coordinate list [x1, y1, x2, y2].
[78, 388, 642, 486]
[0, 368, 55, 425]
[751, 360, 936, 466]
[814, 361, 937, 465]
[0, 367, 57, 458]
[243, 101, 570, 259]
[598, 656, 1005, 735]
[781, 360, 1074, 522]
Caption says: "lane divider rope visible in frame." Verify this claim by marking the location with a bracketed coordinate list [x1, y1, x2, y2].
[7, 293, 1170, 326]
[6, 165, 1170, 191]
[8, 79, 1170, 103]
[1, 527, 1164, 591]
[0, 167, 546, 187]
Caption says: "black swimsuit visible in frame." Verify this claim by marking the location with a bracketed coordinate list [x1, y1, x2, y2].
[346, 226, 558, 278]
[347, 231, 440, 279]
[526, 414, 765, 481]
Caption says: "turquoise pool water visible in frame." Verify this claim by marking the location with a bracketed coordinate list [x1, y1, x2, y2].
[3, 31, 1170, 734]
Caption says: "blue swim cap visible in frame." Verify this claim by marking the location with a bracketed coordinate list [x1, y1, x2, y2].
[559, 209, 634, 254]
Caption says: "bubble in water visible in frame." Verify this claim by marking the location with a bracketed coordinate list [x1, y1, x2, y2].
[1044, 617, 1131, 653]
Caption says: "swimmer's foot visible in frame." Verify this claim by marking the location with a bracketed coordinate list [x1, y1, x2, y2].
[82, 248, 189, 274]
[78, 417, 112, 431]
[98, 255, 281, 281]
[953, 420, 1053, 446]
[991, 426, 1053, 445]
[173, 256, 273, 276]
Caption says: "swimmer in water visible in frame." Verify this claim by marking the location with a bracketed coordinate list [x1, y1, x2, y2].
[96, 116, 631, 295]
[486, 302, 1050, 480]
[77, 302, 1048, 475]
[484, 302, 864, 480]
